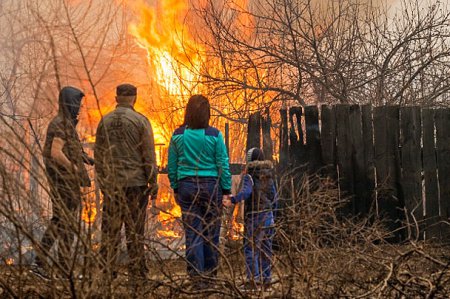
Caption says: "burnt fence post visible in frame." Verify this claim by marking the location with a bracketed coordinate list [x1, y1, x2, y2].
[422, 109, 440, 239]
[374, 105, 404, 242]
[435, 108, 450, 240]
[400, 106, 423, 239]
[304, 105, 322, 174]
[320, 105, 337, 180]
[247, 111, 261, 152]
[262, 108, 273, 161]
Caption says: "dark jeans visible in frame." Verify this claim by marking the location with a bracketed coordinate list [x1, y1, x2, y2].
[244, 211, 274, 284]
[100, 185, 149, 279]
[36, 175, 81, 270]
[176, 177, 222, 278]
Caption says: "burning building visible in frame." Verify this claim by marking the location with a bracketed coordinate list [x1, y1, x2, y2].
[74, 0, 257, 251]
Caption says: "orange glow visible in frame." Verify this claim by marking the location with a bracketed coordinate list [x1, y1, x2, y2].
[156, 193, 183, 238]
[84, 134, 96, 143]
[128, 0, 204, 164]
[129, 0, 202, 97]
[157, 199, 182, 222]
[77, 0, 267, 229]
[230, 205, 244, 240]
[157, 229, 182, 238]
[127, 0, 265, 164]
[81, 198, 97, 224]
[5, 258, 14, 266]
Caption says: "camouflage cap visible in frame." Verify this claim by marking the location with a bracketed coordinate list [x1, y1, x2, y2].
[116, 84, 137, 96]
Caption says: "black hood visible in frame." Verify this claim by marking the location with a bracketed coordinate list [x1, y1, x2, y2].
[58, 86, 85, 125]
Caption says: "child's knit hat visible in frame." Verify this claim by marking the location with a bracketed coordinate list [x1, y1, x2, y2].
[246, 147, 265, 163]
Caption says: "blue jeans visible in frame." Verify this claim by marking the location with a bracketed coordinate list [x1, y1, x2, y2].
[177, 177, 222, 277]
[244, 211, 274, 284]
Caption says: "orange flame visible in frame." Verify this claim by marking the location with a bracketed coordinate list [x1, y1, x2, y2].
[156, 193, 182, 238]
[77, 0, 259, 233]
[84, 134, 96, 144]
[5, 258, 14, 266]
[81, 197, 97, 224]
[230, 205, 244, 240]
[158, 198, 182, 222]
[129, 0, 202, 97]
[157, 229, 182, 238]
[127, 0, 266, 166]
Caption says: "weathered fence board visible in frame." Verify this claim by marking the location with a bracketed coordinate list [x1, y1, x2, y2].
[362, 105, 375, 214]
[279, 108, 289, 168]
[261, 108, 273, 161]
[305, 106, 322, 173]
[320, 105, 337, 179]
[349, 105, 368, 216]
[273, 104, 450, 242]
[247, 111, 261, 151]
[422, 109, 440, 239]
[374, 106, 403, 240]
[400, 106, 423, 239]
[336, 104, 354, 215]
[289, 107, 306, 167]
[435, 108, 450, 239]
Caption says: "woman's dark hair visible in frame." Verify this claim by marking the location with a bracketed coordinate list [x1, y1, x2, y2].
[183, 94, 210, 129]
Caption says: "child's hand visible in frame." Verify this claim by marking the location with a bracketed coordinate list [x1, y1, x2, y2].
[222, 195, 233, 207]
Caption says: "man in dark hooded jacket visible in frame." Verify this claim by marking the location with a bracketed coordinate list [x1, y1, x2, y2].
[33, 86, 93, 278]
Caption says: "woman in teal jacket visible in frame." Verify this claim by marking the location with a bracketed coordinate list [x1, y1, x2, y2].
[168, 94, 231, 288]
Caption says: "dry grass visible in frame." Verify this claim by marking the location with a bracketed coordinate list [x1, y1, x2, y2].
[1, 170, 450, 298]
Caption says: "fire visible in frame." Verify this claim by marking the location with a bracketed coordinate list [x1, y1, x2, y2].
[157, 229, 182, 238]
[129, 0, 202, 97]
[230, 204, 244, 240]
[156, 193, 183, 238]
[127, 0, 266, 165]
[5, 258, 14, 266]
[84, 134, 96, 144]
[128, 0, 204, 164]
[157, 199, 182, 223]
[81, 197, 97, 224]
[77, 0, 260, 232]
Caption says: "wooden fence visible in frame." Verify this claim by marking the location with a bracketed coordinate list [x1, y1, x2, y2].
[247, 105, 450, 241]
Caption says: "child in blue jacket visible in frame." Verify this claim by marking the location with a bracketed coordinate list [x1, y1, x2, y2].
[225, 147, 277, 291]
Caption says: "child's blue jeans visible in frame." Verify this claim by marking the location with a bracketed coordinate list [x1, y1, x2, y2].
[244, 211, 274, 284]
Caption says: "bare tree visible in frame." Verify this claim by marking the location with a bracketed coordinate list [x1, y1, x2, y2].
[192, 0, 450, 107]
[1, 0, 450, 298]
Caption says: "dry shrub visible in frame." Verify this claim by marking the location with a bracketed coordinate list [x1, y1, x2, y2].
[270, 170, 450, 298]
[1, 156, 450, 298]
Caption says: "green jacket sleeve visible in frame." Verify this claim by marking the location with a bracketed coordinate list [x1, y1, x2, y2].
[168, 136, 179, 192]
[215, 131, 232, 194]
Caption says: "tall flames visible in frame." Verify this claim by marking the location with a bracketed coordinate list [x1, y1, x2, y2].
[79, 0, 249, 240]
[126, 0, 248, 240]
[127, 0, 201, 239]
[129, 0, 202, 98]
